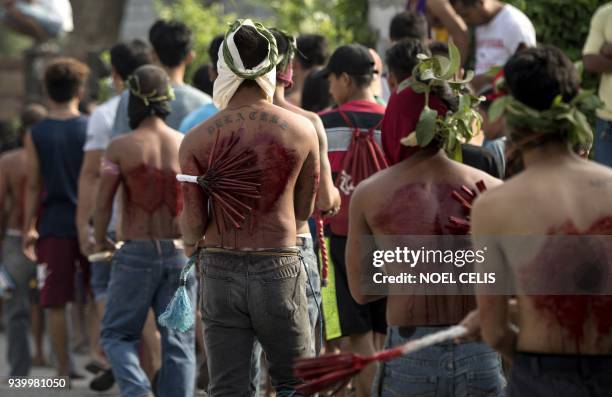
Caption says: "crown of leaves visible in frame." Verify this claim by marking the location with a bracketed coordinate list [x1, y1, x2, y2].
[127, 74, 175, 106]
[399, 42, 483, 162]
[223, 19, 279, 80]
[488, 88, 602, 147]
[275, 30, 297, 73]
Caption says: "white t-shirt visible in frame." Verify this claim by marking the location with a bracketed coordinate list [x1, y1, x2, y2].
[475, 4, 536, 75]
[84, 95, 121, 152]
[37, 0, 73, 32]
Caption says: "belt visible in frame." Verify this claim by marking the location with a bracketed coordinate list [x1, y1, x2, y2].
[203, 247, 300, 257]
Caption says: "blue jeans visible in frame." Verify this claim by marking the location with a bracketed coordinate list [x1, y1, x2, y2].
[594, 117, 612, 167]
[90, 260, 112, 302]
[300, 236, 322, 355]
[101, 240, 196, 397]
[373, 326, 506, 397]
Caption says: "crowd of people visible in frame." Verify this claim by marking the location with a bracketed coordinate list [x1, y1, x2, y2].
[1, 0, 612, 396]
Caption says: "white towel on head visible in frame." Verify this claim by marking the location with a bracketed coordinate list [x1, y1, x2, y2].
[213, 19, 276, 110]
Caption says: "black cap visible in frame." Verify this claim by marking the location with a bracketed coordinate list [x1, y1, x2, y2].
[315, 44, 376, 78]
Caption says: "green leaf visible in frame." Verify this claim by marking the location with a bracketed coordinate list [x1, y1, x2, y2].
[396, 79, 412, 94]
[488, 96, 510, 121]
[441, 42, 461, 79]
[449, 70, 475, 85]
[452, 142, 463, 163]
[420, 68, 435, 81]
[417, 53, 430, 61]
[409, 81, 430, 94]
[415, 106, 438, 147]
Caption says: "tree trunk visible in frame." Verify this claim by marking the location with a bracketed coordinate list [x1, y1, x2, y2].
[65, 0, 127, 59]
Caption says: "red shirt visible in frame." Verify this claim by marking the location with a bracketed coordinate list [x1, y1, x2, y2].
[381, 84, 448, 165]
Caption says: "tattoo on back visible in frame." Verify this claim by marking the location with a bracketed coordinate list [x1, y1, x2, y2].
[205, 110, 289, 134]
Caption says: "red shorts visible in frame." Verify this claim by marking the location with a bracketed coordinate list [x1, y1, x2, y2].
[36, 236, 89, 307]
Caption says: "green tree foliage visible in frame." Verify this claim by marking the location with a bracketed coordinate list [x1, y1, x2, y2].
[504, 0, 608, 90]
[505, 0, 607, 62]
[156, 0, 237, 81]
[257, 0, 376, 47]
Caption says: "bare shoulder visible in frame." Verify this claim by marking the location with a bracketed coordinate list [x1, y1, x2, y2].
[274, 104, 316, 135]
[0, 148, 22, 167]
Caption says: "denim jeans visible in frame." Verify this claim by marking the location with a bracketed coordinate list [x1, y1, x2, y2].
[2, 235, 36, 376]
[300, 237, 322, 355]
[199, 248, 311, 397]
[90, 260, 112, 302]
[594, 117, 612, 167]
[509, 352, 612, 397]
[101, 240, 196, 397]
[373, 326, 506, 397]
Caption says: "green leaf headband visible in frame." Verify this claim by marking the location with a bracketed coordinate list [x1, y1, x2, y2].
[400, 42, 483, 162]
[127, 74, 175, 106]
[275, 30, 297, 72]
[222, 19, 279, 80]
[488, 89, 603, 147]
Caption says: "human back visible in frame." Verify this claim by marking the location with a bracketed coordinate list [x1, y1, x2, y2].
[486, 156, 612, 354]
[471, 45, 612, 356]
[103, 65, 184, 240]
[358, 150, 501, 326]
[179, 23, 318, 249]
[181, 99, 317, 249]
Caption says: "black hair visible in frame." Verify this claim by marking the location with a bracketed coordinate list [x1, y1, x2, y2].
[296, 34, 328, 69]
[429, 41, 449, 57]
[302, 67, 333, 112]
[389, 11, 428, 42]
[208, 34, 224, 72]
[148, 19, 193, 68]
[127, 65, 172, 129]
[192, 65, 213, 96]
[110, 39, 153, 81]
[386, 38, 429, 84]
[44, 58, 90, 103]
[345, 73, 374, 89]
[504, 45, 579, 111]
[233, 25, 269, 89]
[271, 29, 290, 58]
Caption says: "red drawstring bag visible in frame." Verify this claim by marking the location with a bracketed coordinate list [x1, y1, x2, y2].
[328, 111, 388, 236]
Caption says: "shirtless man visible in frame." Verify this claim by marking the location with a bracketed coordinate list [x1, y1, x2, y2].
[271, 28, 341, 352]
[0, 104, 46, 376]
[94, 65, 195, 397]
[470, 46, 612, 396]
[346, 83, 505, 395]
[179, 20, 319, 396]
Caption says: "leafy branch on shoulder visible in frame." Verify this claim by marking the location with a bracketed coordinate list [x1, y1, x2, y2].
[399, 43, 484, 161]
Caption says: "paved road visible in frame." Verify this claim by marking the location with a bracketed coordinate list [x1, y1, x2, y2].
[0, 327, 119, 397]
[0, 327, 209, 397]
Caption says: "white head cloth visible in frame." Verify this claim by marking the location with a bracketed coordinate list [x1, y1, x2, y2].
[213, 19, 277, 110]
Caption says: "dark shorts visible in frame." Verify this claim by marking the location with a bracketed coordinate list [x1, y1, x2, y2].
[326, 234, 387, 338]
[36, 236, 89, 307]
[509, 352, 612, 397]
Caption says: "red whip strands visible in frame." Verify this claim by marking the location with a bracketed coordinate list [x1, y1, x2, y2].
[196, 129, 261, 233]
[316, 213, 329, 286]
[446, 180, 488, 234]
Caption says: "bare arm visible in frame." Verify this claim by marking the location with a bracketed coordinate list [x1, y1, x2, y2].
[76, 149, 103, 256]
[428, 0, 469, 65]
[294, 127, 320, 222]
[93, 143, 121, 252]
[178, 139, 208, 255]
[22, 132, 40, 261]
[583, 54, 612, 74]
[346, 184, 385, 304]
[472, 196, 517, 361]
[311, 115, 341, 213]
